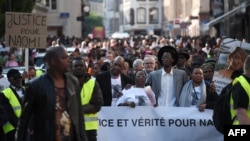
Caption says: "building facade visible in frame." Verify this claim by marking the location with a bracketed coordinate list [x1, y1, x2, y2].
[121, 0, 163, 36]
[162, 0, 210, 38]
[202, 0, 250, 40]
[33, 0, 82, 38]
[88, 0, 103, 17]
[221, 0, 250, 40]
[103, 0, 120, 37]
[32, 0, 250, 40]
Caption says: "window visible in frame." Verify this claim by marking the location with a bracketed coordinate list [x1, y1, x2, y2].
[51, 0, 57, 10]
[120, 11, 124, 25]
[114, 0, 119, 11]
[129, 8, 135, 25]
[124, 9, 130, 25]
[149, 7, 158, 24]
[137, 8, 146, 24]
[107, 0, 115, 11]
[46, 0, 57, 10]
[46, 0, 49, 7]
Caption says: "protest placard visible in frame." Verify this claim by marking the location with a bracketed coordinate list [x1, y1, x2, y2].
[5, 12, 47, 48]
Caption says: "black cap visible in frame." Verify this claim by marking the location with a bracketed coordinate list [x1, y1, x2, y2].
[7, 69, 21, 78]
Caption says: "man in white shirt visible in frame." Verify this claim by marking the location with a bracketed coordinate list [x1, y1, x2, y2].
[146, 46, 188, 106]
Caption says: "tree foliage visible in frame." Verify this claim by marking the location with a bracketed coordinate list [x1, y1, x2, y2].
[82, 11, 103, 38]
[0, 0, 35, 38]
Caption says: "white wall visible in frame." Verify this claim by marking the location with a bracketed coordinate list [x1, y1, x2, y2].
[45, 0, 82, 37]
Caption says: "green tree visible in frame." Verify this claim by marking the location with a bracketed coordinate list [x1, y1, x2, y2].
[0, 0, 35, 38]
[82, 11, 103, 38]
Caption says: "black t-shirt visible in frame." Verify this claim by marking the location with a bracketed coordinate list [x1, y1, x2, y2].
[232, 74, 250, 109]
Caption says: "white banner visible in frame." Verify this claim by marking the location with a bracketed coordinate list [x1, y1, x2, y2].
[97, 107, 223, 141]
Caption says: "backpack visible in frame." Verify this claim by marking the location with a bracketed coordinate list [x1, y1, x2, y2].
[212, 83, 236, 134]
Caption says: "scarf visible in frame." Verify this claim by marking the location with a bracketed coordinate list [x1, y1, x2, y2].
[179, 80, 206, 107]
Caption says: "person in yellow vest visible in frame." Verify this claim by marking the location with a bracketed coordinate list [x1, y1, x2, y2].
[0, 69, 25, 141]
[22, 66, 44, 83]
[231, 55, 250, 125]
[71, 56, 103, 141]
[35, 69, 43, 77]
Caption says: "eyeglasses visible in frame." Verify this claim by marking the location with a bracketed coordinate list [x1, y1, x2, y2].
[144, 62, 154, 65]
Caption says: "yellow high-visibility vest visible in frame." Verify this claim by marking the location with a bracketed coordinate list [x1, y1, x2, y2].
[230, 76, 250, 125]
[1, 88, 22, 134]
[36, 69, 43, 77]
[80, 79, 98, 130]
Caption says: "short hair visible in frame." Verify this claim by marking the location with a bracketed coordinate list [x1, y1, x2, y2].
[71, 56, 86, 69]
[191, 55, 204, 67]
[191, 65, 202, 73]
[133, 59, 144, 69]
[100, 62, 111, 71]
[143, 55, 155, 61]
[44, 46, 66, 64]
[244, 55, 250, 74]
[229, 47, 247, 61]
[71, 56, 83, 62]
[106, 50, 115, 57]
[201, 63, 214, 71]
[113, 56, 124, 62]
[29, 66, 36, 71]
[134, 70, 147, 77]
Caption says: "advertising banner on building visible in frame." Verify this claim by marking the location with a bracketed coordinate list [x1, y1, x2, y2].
[93, 26, 105, 39]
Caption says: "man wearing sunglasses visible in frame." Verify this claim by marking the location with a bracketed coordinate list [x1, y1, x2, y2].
[0, 69, 24, 141]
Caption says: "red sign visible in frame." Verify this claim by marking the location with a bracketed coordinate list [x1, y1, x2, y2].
[92, 26, 105, 39]
[174, 18, 180, 24]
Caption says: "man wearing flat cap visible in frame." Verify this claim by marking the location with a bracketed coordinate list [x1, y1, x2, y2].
[0, 69, 25, 141]
[146, 46, 188, 106]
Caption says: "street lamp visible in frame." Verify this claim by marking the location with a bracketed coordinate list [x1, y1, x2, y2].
[83, 5, 90, 16]
[76, 5, 90, 21]
[78, 5, 90, 37]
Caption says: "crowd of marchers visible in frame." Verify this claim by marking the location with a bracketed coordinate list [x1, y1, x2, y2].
[0, 34, 250, 141]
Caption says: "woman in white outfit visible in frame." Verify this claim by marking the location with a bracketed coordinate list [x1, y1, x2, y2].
[116, 70, 156, 107]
